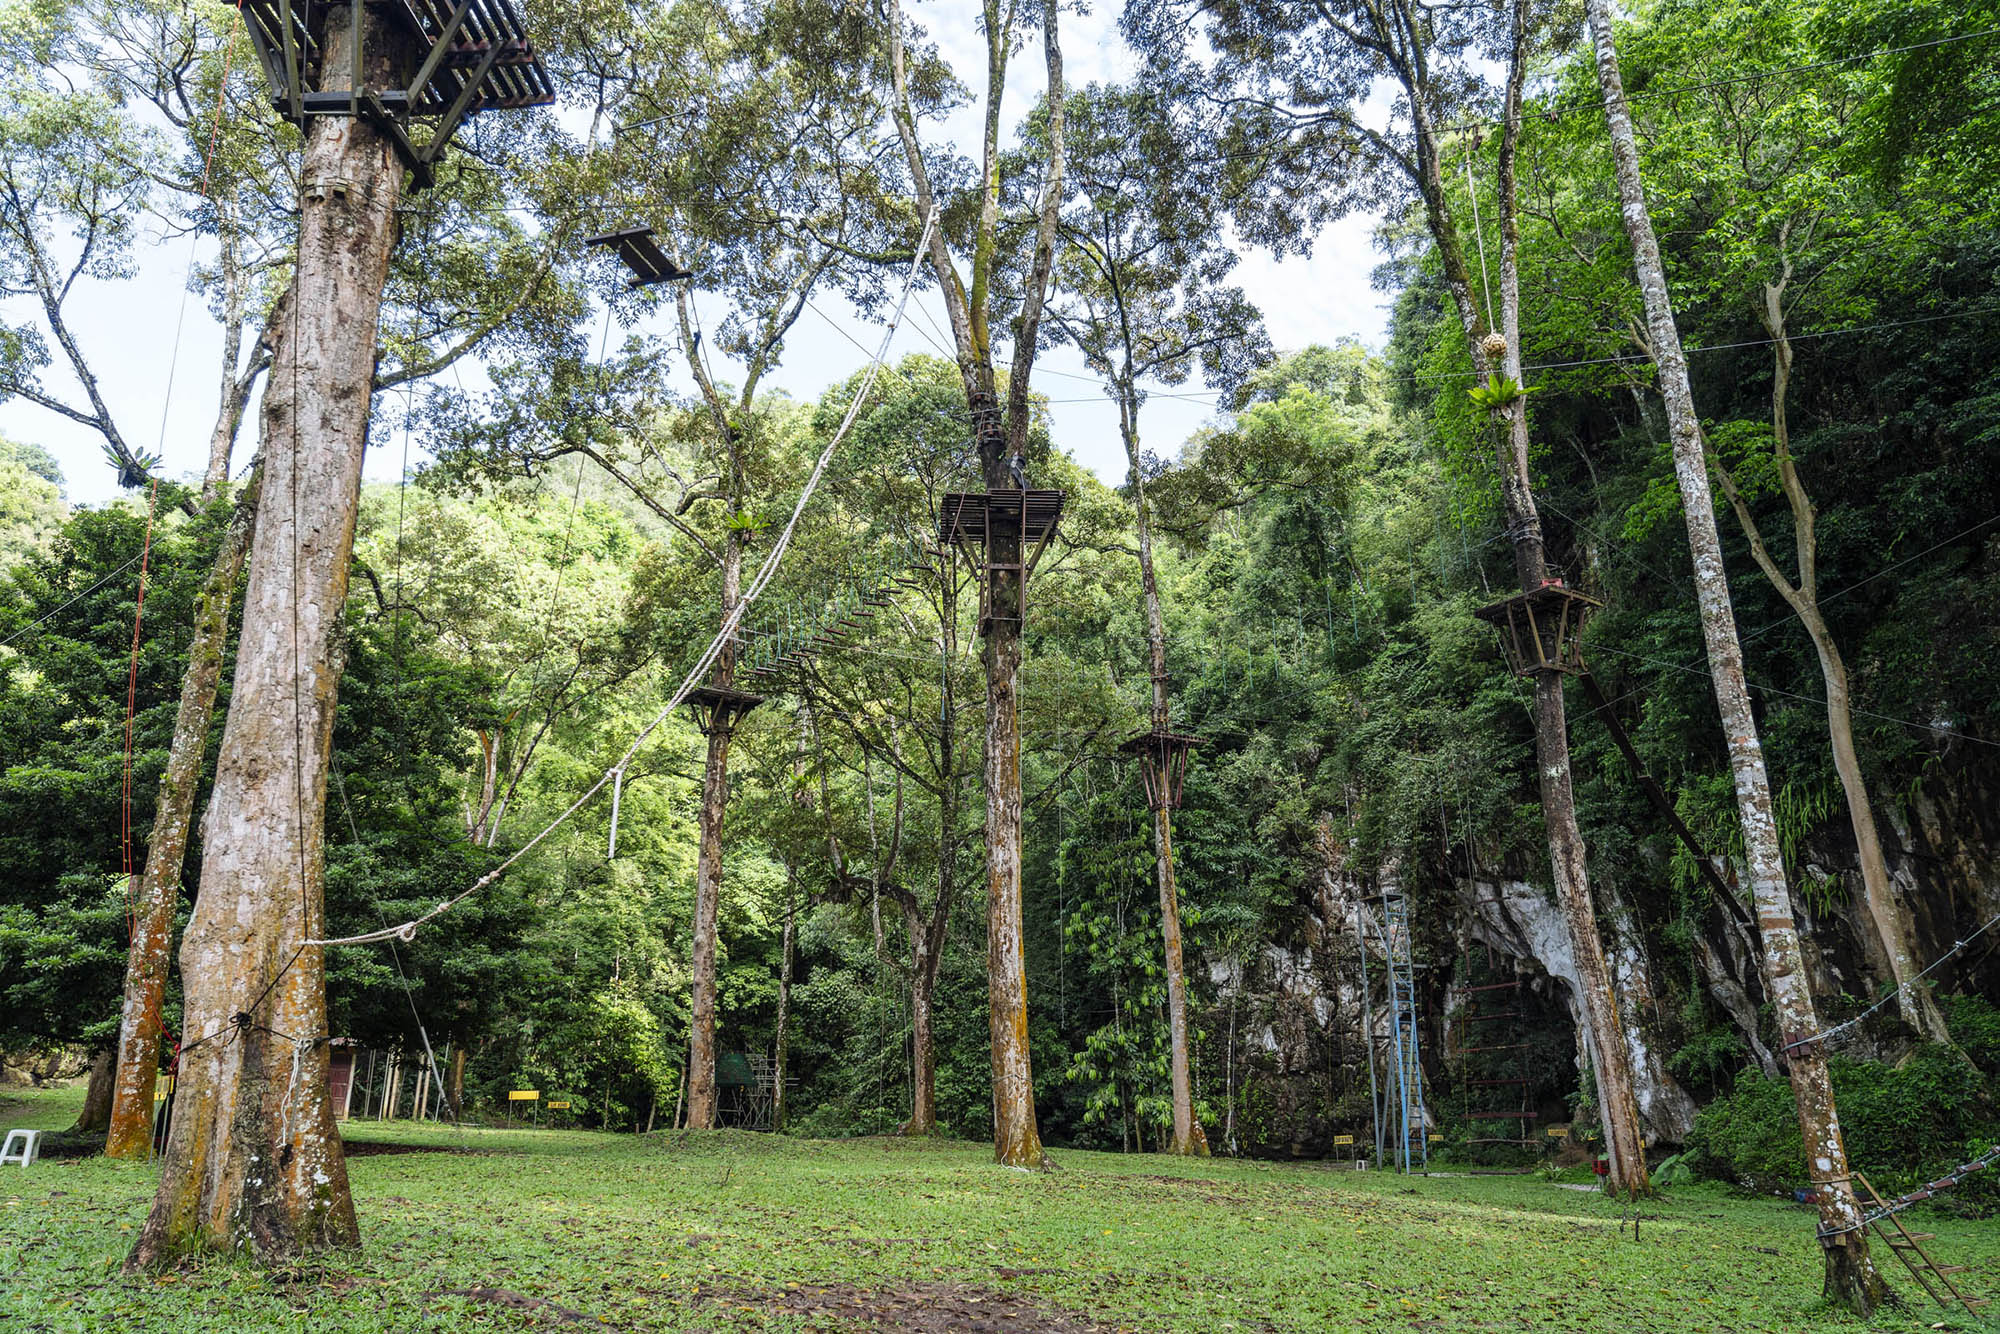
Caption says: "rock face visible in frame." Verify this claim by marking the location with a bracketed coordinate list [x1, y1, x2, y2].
[1461, 877, 1697, 1145]
[1197, 760, 2000, 1162]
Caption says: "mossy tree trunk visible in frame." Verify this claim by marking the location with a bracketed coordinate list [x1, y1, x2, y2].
[885, 0, 1065, 1168]
[107, 477, 260, 1160]
[128, 1, 406, 1268]
[1398, 0, 1652, 1196]
[1583, 0, 1887, 1309]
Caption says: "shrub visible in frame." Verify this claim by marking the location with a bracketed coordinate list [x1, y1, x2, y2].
[1686, 1044, 1999, 1214]
[1948, 994, 2000, 1076]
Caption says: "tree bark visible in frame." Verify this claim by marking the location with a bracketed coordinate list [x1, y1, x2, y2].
[1712, 283, 1948, 1045]
[885, 0, 1062, 1169]
[128, 2, 404, 1267]
[898, 567, 959, 1137]
[203, 209, 263, 499]
[446, 1046, 466, 1118]
[1118, 360, 1207, 1157]
[686, 534, 745, 1131]
[1584, 0, 1886, 1309]
[1153, 806, 1208, 1155]
[902, 902, 941, 1136]
[1430, 0, 1650, 1197]
[107, 476, 261, 1160]
[72, 1049, 116, 1134]
[774, 862, 795, 1133]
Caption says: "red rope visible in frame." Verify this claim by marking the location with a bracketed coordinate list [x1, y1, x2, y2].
[122, 479, 160, 934]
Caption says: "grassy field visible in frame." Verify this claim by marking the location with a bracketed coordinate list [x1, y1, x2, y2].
[2, 1085, 1992, 1332]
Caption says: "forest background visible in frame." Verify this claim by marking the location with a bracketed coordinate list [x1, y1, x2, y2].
[2, 0, 1998, 1216]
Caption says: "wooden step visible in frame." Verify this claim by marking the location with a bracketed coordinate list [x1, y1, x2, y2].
[1887, 1233, 1936, 1244]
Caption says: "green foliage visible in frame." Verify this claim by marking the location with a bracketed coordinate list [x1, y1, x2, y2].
[1464, 376, 1536, 413]
[1947, 994, 2000, 1076]
[0, 453, 66, 568]
[1667, 1024, 1748, 1101]
[1687, 1049, 1999, 1211]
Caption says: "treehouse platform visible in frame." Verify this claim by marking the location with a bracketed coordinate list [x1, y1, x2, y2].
[1473, 580, 1602, 677]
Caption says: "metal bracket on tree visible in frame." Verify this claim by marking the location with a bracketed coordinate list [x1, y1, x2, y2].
[685, 685, 766, 737]
[1119, 729, 1199, 812]
[238, 0, 554, 189]
[585, 226, 697, 288]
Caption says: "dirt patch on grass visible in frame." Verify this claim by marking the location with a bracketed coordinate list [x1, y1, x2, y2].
[433, 1285, 594, 1323]
[340, 1139, 508, 1158]
[341, 1140, 457, 1158]
[698, 1279, 1120, 1332]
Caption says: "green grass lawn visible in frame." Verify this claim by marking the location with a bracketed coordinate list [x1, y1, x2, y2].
[2, 1084, 1992, 1332]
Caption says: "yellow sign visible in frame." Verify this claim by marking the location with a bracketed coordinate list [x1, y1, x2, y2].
[1429, 1134, 1444, 1143]
[507, 1090, 540, 1101]
[548, 1101, 571, 1110]
[1547, 1125, 1569, 1138]
[1333, 1134, 1355, 1146]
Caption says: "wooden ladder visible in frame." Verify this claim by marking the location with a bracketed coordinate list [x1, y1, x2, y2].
[1853, 1172, 1988, 1317]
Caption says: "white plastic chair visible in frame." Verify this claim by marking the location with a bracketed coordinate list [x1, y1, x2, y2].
[0, 1129, 41, 1166]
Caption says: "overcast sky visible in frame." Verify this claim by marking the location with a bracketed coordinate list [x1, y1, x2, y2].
[0, 2, 1389, 510]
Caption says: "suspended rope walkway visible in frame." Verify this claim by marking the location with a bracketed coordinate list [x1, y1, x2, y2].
[736, 533, 941, 681]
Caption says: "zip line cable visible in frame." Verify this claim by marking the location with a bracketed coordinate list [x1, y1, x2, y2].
[306, 206, 939, 950]
[0, 553, 147, 648]
[1822, 1140, 2000, 1236]
[1410, 306, 2000, 383]
[1438, 25, 2000, 139]
[1784, 909, 2000, 1053]
[1200, 25, 2000, 161]
[479, 308, 611, 848]
[1587, 641, 2000, 751]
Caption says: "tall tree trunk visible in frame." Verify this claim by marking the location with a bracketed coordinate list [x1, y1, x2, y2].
[686, 535, 745, 1131]
[774, 862, 795, 1133]
[900, 569, 958, 1138]
[1119, 383, 1207, 1157]
[108, 477, 261, 1160]
[1433, 0, 1650, 1196]
[128, 3, 405, 1267]
[1584, 0, 1886, 1309]
[1152, 806, 1207, 1155]
[886, 0, 1062, 1169]
[202, 209, 262, 499]
[1713, 284, 1949, 1045]
[446, 1046, 466, 1118]
[980, 527, 1040, 1166]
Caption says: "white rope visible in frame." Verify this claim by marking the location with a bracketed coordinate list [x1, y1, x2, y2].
[309, 206, 938, 949]
[606, 764, 624, 859]
[1821, 1141, 2000, 1236]
[1784, 909, 2000, 1051]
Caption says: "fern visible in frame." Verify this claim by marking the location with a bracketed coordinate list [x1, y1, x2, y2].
[1466, 376, 1537, 412]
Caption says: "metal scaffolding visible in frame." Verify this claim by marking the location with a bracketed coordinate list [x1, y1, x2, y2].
[1379, 885, 1428, 1172]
